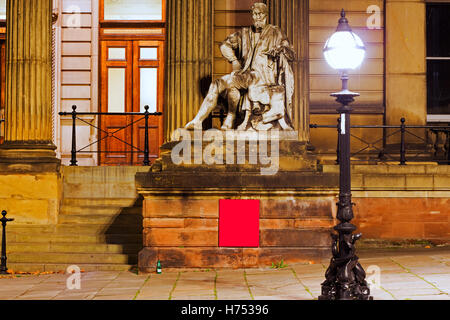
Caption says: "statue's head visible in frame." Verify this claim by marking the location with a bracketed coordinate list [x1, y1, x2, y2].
[251, 2, 268, 30]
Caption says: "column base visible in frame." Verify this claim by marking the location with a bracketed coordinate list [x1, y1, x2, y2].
[0, 142, 61, 172]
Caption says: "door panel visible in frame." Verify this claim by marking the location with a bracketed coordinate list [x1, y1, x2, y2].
[100, 40, 164, 165]
[100, 41, 133, 165]
[132, 40, 164, 165]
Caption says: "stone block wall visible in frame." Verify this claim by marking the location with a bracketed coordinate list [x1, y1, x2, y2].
[138, 197, 334, 271]
[0, 171, 62, 225]
[325, 164, 450, 242]
[138, 163, 450, 271]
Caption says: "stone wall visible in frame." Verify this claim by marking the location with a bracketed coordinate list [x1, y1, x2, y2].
[0, 171, 62, 225]
[138, 196, 334, 270]
[137, 163, 450, 270]
[322, 164, 450, 241]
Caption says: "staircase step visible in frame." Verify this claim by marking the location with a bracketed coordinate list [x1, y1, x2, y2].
[58, 214, 143, 225]
[62, 197, 142, 208]
[7, 242, 142, 254]
[7, 224, 142, 236]
[60, 206, 142, 216]
[63, 183, 140, 199]
[10, 232, 142, 244]
[7, 263, 136, 272]
[62, 166, 150, 184]
[8, 252, 138, 264]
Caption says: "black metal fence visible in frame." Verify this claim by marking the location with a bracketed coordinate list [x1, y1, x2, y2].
[58, 105, 162, 166]
[0, 119, 4, 144]
[310, 118, 450, 165]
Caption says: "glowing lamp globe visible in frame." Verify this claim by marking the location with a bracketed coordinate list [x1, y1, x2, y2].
[323, 9, 366, 70]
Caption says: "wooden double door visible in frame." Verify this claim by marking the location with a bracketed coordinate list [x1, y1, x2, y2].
[100, 40, 164, 165]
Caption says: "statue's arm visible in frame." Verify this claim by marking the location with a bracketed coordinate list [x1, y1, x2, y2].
[263, 28, 296, 62]
[279, 39, 296, 62]
[265, 38, 296, 62]
[220, 31, 242, 63]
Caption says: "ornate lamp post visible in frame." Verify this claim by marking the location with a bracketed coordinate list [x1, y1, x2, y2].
[319, 9, 372, 300]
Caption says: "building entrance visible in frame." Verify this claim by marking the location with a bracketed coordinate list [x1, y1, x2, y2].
[100, 40, 164, 165]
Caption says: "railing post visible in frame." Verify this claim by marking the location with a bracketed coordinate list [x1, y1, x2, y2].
[0, 210, 14, 275]
[70, 105, 78, 166]
[0, 119, 3, 144]
[143, 105, 150, 166]
[400, 117, 406, 165]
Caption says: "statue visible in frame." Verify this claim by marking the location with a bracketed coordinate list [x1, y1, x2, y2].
[185, 2, 296, 131]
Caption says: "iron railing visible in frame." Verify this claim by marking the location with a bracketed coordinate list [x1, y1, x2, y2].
[310, 118, 450, 165]
[0, 119, 4, 144]
[59, 105, 162, 166]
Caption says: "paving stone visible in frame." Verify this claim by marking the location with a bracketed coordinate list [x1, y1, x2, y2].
[0, 291, 32, 300]
[215, 270, 250, 300]
[388, 287, 443, 296]
[16, 290, 63, 300]
[171, 294, 215, 300]
[135, 273, 179, 300]
[399, 294, 450, 300]
[170, 271, 216, 300]
[1, 250, 450, 300]
[93, 295, 135, 300]
[53, 293, 97, 300]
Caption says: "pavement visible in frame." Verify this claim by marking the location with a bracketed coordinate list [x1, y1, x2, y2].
[0, 247, 449, 300]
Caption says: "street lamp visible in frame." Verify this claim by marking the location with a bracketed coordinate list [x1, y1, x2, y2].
[318, 9, 372, 300]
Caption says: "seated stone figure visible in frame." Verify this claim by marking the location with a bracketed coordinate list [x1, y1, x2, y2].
[185, 2, 296, 131]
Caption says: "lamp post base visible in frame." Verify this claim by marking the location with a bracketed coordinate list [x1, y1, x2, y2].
[318, 224, 373, 300]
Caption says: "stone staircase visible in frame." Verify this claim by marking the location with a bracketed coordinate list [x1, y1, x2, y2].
[5, 166, 150, 272]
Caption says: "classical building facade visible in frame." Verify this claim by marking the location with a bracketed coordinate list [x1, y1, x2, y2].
[0, 0, 448, 271]
[0, 0, 447, 163]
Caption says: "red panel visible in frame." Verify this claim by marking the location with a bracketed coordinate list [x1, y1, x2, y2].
[219, 199, 260, 247]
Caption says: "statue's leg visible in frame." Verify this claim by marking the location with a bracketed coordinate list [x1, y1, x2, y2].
[185, 76, 228, 129]
[277, 118, 293, 131]
[262, 90, 285, 124]
[222, 86, 240, 130]
[222, 71, 254, 130]
[237, 110, 251, 131]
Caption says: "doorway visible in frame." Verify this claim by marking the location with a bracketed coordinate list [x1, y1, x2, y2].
[100, 40, 164, 165]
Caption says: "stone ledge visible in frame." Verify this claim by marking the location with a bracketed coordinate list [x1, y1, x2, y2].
[138, 247, 330, 270]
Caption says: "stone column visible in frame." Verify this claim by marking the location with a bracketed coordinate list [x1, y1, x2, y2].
[0, 0, 59, 169]
[385, 0, 426, 140]
[268, 0, 310, 143]
[164, 0, 213, 142]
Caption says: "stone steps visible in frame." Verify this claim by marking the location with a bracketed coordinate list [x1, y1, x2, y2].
[10, 232, 141, 244]
[58, 213, 142, 225]
[4, 166, 149, 272]
[60, 203, 141, 216]
[7, 224, 142, 237]
[7, 263, 135, 273]
[8, 252, 137, 265]
[8, 242, 141, 254]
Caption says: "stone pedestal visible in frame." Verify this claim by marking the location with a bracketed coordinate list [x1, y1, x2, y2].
[137, 131, 337, 271]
